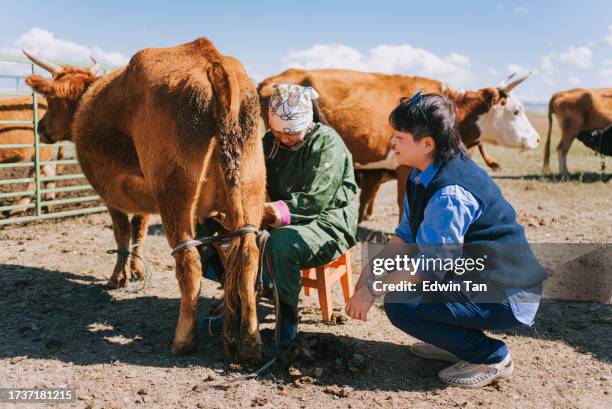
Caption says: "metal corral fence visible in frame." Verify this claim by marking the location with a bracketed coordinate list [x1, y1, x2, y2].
[0, 56, 106, 226]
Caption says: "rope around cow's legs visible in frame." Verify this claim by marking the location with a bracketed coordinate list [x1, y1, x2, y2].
[170, 227, 282, 388]
[106, 243, 152, 294]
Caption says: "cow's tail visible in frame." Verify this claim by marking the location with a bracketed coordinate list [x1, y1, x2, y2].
[543, 96, 556, 173]
[221, 228, 260, 353]
[206, 53, 243, 192]
[204, 46, 263, 353]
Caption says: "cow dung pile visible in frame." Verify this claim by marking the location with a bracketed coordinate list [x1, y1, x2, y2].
[278, 333, 368, 383]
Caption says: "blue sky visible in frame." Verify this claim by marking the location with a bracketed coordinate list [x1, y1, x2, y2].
[1, 0, 611, 103]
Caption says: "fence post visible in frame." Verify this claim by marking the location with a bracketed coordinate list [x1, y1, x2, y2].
[31, 63, 41, 217]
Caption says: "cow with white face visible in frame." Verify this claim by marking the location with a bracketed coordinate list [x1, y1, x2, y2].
[257, 68, 539, 221]
[476, 73, 540, 149]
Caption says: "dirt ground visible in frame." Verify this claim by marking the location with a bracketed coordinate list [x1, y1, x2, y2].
[0, 113, 611, 408]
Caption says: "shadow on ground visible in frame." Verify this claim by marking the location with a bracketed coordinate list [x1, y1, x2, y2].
[2, 264, 610, 392]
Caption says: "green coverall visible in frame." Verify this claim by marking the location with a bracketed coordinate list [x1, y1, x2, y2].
[198, 122, 358, 306]
[261, 122, 358, 305]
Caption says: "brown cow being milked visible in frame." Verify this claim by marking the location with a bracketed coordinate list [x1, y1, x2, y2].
[258, 69, 539, 221]
[23, 38, 266, 360]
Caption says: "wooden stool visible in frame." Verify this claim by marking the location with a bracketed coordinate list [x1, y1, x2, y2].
[301, 252, 353, 322]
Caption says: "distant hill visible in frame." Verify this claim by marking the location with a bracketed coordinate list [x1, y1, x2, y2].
[524, 102, 548, 113]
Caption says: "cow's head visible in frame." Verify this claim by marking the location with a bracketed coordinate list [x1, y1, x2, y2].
[23, 50, 100, 143]
[475, 73, 540, 149]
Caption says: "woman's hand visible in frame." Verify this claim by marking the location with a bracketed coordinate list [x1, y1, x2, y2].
[345, 284, 375, 321]
[262, 202, 281, 228]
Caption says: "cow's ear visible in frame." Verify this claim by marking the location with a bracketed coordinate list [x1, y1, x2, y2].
[25, 75, 55, 96]
[483, 88, 500, 107]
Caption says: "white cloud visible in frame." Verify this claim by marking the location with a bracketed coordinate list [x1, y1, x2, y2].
[513, 5, 528, 14]
[486, 67, 500, 76]
[446, 52, 470, 66]
[599, 59, 612, 84]
[507, 63, 525, 74]
[605, 25, 612, 46]
[0, 27, 128, 75]
[540, 54, 554, 73]
[506, 63, 535, 76]
[600, 69, 612, 84]
[557, 45, 592, 69]
[282, 43, 472, 86]
[537, 45, 591, 87]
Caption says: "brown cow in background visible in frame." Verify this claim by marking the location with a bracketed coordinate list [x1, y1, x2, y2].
[0, 96, 63, 215]
[24, 37, 266, 361]
[258, 69, 539, 221]
[543, 88, 612, 178]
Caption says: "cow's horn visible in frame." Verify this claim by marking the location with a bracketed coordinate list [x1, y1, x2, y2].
[21, 49, 60, 74]
[497, 72, 516, 88]
[90, 56, 101, 75]
[501, 71, 531, 93]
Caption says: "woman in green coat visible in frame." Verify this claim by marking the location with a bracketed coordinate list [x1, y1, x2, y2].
[202, 84, 358, 347]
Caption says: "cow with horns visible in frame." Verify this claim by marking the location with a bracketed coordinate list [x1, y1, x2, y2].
[258, 69, 539, 221]
[23, 38, 267, 360]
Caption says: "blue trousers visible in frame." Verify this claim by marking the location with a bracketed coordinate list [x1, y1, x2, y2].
[384, 289, 525, 364]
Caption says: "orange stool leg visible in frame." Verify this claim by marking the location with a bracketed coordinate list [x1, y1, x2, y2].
[316, 265, 333, 322]
[302, 268, 314, 296]
[340, 252, 354, 303]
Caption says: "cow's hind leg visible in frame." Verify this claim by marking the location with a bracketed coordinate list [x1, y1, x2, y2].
[8, 167, 36, 216]
[107, 208, 132, 289]
[357, 171, 382, 222]
[129, 214, 150, 281]
[154, 167, 202, 356]
[41, 164, 56, 212]
[216, 175, 264, 361]
[41, 164, 56, 200]
[234, 232, 262, 361]
[557, 122, 579, 179]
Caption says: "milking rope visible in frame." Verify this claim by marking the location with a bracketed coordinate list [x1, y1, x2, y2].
[171, 225, 281, 388]
[106, 243, 153, 294]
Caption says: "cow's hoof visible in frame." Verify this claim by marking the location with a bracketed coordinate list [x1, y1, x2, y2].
[236, 334, 263, 362]
[7, 208, 26, 217]
[488, 162, 501, 172]
[130, 263, 146, 281]
[105, 276, 127, 289]
[172, 334, 198, 356]
[357, 214, 371, 223]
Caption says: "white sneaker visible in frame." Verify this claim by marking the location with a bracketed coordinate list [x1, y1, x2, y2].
[438, 353, 514, 388]
[408, 342, 460, 363]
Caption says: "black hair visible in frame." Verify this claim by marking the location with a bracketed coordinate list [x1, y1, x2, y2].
[389, 92, 468, 163]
